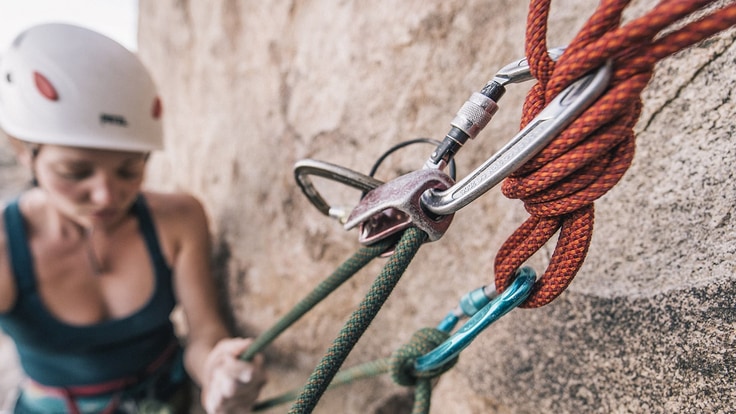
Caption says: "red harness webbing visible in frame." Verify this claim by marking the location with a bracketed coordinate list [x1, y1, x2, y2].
[27, 342, 179, 414]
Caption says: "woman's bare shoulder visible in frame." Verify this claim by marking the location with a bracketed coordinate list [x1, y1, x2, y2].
[137, 191, 211, 267]
[140, 191, 210, 238]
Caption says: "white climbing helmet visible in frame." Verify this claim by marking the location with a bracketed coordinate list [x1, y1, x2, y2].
[0, 23, 163, 152]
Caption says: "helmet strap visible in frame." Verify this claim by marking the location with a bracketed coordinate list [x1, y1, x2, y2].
[28, 143, 40, 187]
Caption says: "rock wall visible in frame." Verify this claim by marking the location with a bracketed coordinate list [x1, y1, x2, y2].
[135, 1, 735, 413]
[0, 135, 28, 410]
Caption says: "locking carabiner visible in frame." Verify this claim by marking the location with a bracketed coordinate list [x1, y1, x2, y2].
[425, 47, 566, 171]
[340, 49, 577, 245]
[414, 267, 536, 373]
[421, 60, 613, 216]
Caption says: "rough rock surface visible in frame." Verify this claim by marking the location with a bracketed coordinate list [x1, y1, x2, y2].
[0, 136, 29, 410]
[136, 0, 734, 412]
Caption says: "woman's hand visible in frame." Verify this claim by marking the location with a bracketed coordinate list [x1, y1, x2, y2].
[201, 337, 267, 414]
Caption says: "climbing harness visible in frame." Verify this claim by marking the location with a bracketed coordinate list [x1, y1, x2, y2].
[20, 342, 185, 414]
[244, 1, 736, 412]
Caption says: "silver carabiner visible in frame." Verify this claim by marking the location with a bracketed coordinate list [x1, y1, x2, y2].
[489, 47, 566, 87]
[294, 159, 383, 223]
[421, 61, 613, 216]
[425, 47, 566, 171]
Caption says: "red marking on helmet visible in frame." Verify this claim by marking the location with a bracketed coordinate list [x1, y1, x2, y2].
[152, 96, 162, 119]
[33, 72, 58, 101]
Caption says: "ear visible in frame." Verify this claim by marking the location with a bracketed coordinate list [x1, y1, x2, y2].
[6, 136, 37, 168]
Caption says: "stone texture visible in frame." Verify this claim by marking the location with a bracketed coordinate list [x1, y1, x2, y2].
[0, 134, 29, 410]
[136, 0, 735, 412]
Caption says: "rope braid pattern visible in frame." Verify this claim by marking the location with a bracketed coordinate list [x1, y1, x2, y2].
[389, 327, 455, 414]
[289, 228, 427, 414]
[495, 0, 736, 307]
[241, 236, 397, 362]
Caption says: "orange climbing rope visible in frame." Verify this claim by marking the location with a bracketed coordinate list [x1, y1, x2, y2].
[494, 0, 736, 307]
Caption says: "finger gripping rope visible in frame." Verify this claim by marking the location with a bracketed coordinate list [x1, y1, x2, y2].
[495, 0, 736, 308]
[389, 328, 455, 386]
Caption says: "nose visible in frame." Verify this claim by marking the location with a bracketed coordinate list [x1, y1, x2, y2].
[88, 173, 119, 207]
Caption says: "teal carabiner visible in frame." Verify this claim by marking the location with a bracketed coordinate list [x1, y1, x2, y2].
[414, 267, 536, 372]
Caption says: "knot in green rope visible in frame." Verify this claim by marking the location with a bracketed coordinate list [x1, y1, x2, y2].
[390, 327, 456, 386]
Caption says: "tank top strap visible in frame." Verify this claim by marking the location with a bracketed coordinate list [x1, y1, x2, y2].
[2, 195, 172, 306]
[131, 195, 172, 279]
[3, 199, 37, 297]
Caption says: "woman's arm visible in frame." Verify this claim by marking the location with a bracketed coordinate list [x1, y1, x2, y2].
[0, 214, 18, 314]
[153, 193, 266, 412]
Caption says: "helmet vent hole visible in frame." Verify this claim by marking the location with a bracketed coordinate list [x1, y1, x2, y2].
[152, 96, 162, 119]
[33, 72, 59, 101]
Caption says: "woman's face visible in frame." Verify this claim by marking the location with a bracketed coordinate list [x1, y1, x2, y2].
[32, 144, 148, 229]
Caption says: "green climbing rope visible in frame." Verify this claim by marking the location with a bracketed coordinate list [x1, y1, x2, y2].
[243, 227, 452, 413]
[288, 227, 428, 414]
[389, 327, 456, 414]
[240, 235, 398, 362]
[254, 358, 391, 411]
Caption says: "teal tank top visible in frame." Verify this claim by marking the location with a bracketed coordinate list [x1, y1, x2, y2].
[0, 195, 178, 387]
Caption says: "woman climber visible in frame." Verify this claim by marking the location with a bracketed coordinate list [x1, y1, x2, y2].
[0, 23, 266, 413]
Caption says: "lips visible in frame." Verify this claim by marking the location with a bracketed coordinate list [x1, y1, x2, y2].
[90, 209, 119, 219]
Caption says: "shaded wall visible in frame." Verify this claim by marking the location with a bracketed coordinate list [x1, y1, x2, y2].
[138, 1, 735, 413]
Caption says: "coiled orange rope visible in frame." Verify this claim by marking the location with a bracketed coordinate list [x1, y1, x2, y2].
[494, 0, 736, 307]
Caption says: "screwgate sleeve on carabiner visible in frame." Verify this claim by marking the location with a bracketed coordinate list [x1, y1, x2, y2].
[421, 60, 613, 216]
[425, 47, 566, 171]
[414, 267, 537, 373]
[436, 285, 499, 333]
